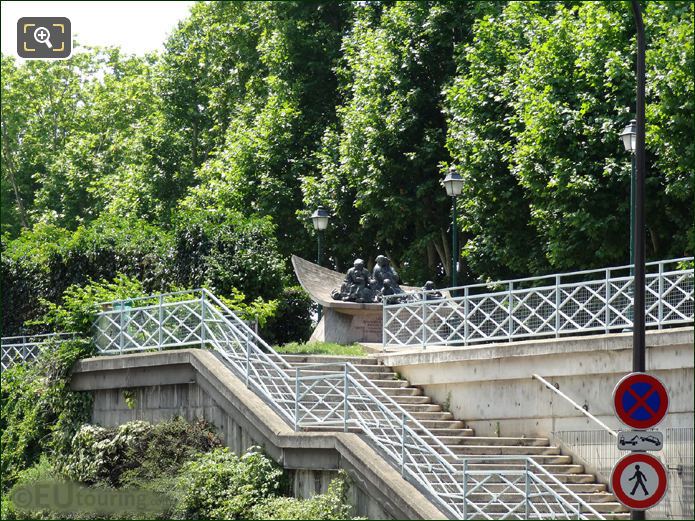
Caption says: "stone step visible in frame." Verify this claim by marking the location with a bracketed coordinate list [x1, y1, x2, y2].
[300, 401, 442, 413]
[464, 501, 627, 514]
[441, 444, 561, 456]
[283, 368, 398, 380]
[282, 377, 409, 388]
[464, 515, 629, 521]
[379, 387, 424, 396]
[421, 472, 599, 485]
[418, 428, 476, 438]
[442, 454, 574, 466]
[386, 395, 433, 405]
[284, 362, 394, 373]
[407, 411, 455, 421]
[436, 436, 549, 447]
[294, 384, 422, 397]
[476, 482, 608, 493]
[466, 492, 618, 504]
[447, 463, 584, 474]
[431, 487, 618, 505]
[298, 407, 453, 421]
[280, 354, 379, 365]
[411, 420, 467, 430]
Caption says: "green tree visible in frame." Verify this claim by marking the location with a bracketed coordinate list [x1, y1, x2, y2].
[303, 2, 497, 282]
[444, 1, 693, 279]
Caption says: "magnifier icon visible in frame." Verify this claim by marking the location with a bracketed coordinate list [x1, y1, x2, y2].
[34, 26, 53, 49]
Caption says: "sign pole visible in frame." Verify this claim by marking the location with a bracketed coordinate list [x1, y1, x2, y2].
[630, 2, 646, 516]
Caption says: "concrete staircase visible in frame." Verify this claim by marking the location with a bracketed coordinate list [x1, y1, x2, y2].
[281, 353, 629, 520]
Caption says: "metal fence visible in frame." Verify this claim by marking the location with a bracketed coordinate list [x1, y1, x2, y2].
[92, 288, 605, 519]
[1, 333, 76, 371]
[552, 429, 694, 520]
[383, 258, 694, 349]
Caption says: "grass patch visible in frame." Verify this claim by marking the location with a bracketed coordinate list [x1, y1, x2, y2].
[275, 341, 367, 357]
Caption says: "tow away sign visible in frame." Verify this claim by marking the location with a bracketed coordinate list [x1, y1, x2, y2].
[617, 430, 664, 451]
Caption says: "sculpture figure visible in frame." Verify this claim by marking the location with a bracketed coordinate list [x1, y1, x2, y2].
[422, 281, 443, 300]
[372, 255, 403, 293]
[332, 258, 377, 303]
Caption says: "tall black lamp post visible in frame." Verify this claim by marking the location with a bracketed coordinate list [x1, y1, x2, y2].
[310, 206, 330, 320]
[443, 167, 464, 288]
[629, 1, 646, 519]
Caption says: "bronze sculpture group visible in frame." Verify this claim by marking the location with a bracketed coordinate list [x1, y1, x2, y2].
[331, 255, 441, 303]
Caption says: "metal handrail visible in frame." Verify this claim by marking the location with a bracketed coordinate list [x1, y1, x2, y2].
[296, 362, 460, 461]
[1, 332, 78, 370]
[387, 257, 693, 299]
[533, 374, 617, 437]
[383, 257, 694, 348]
[459, 456, 604, 519]
[92, 289, 605, 519]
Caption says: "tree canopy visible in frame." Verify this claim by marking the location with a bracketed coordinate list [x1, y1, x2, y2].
[2, 1, 693, 334]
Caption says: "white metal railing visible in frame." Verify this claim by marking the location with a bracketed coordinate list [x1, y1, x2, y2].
[1, 332, 76, 370]
[92, 288, 604, 519]
[461, 456, 604, 520]
[383, 257, 694, 349]
[533, 374, 617, 438]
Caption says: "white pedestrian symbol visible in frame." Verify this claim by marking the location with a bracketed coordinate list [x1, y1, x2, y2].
[628, 464, 649, 496]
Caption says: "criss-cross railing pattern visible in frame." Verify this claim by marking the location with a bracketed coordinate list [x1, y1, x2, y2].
[91, 288, 604, 519]
[383, 258, 693, 348]
[1, 333, 75, 370]
[460, 457, 600, 520]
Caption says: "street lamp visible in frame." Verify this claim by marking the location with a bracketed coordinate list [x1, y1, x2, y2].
[443, 167, 464, 288]
[310, 206, 330, 320]
[620, 119, 637, 275]
[620, 120, 637, 332]
[628, 2, 647, 519]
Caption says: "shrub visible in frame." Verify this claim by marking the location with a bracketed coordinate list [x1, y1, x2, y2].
[0, 339, 95, 490]
[1, 455, 63, 520]
[1, 218, 172, 335]
[61, 422, 153, 485]
[251, 471, 360, 520]
[261, 286, 315, 345]
[177, 447, 283, 519]
[34, 273, 145, 336]
[62, 418, 222, 488]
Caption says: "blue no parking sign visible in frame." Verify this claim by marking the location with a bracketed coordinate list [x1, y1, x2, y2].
[613, 373, 669, 429]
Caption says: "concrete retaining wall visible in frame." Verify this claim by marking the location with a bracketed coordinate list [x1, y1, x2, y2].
[71, 350, 445, 520]
[378, 327, 693, 438]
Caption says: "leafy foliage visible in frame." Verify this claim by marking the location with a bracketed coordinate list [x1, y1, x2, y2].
[251, 470, 359, 520]
[0, 339, 95, 490]
[1, 0, 693, 324]
[172, 208, 287, 301]
[35, 274, 145, 335]
[261, 286, 315, 346]
[62, 418, 222, 487]
[444, 2, 694, 278]
[177, 447, 283, 520]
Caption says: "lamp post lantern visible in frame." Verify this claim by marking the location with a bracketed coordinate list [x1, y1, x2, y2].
[620, 119, 637, 276]
[620, 120, 637, 334]
[310, 206, 330, 320]
[443, 167, 464, 288]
